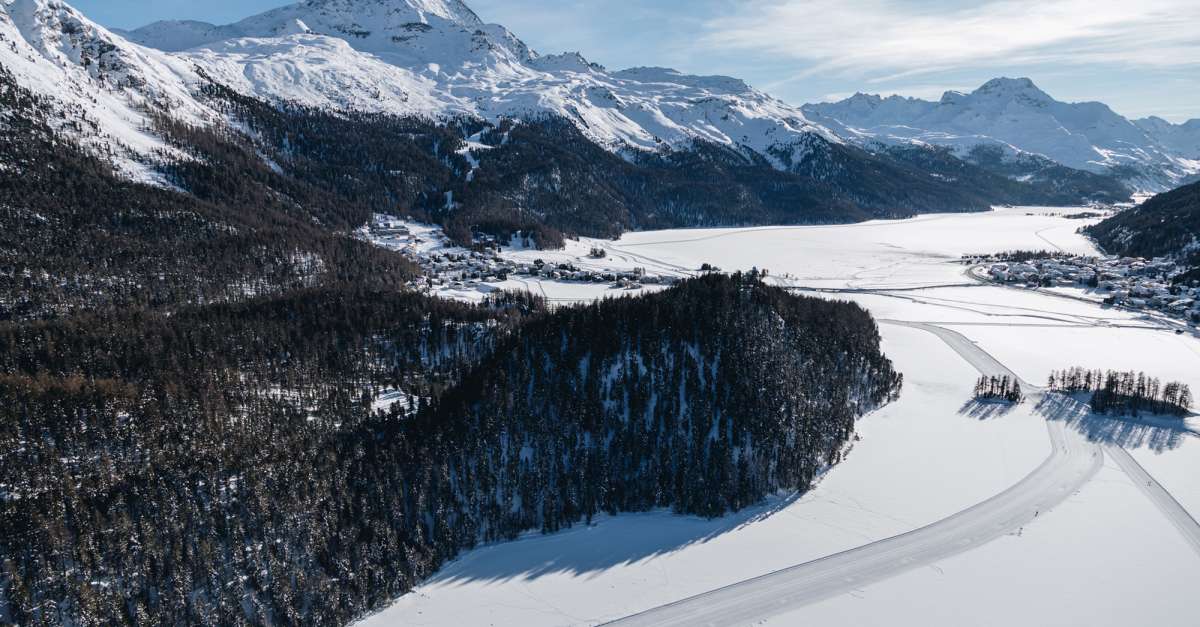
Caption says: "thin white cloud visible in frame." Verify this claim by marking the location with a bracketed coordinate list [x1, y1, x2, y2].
[701, 0, 1200, 80]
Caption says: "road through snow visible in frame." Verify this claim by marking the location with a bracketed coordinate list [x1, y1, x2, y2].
[602, 322, 1102, 627]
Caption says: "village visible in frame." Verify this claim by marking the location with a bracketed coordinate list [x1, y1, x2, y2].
[362, 216, 1200, 326]
[358, 215, 684, 296]
[968, 252, 1200, 324]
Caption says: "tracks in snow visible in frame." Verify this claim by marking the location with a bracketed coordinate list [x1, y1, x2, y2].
[603, 422, 1099, 627]
[1106, 446, 1200, 558]
[602, 321, 1102, 626]
[881, 320, 1039, 389]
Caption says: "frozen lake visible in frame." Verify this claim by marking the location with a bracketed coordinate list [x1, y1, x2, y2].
[360, 207, 1200, 627]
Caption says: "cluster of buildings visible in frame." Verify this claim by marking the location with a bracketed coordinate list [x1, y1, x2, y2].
[360, 216, 680, 294]
[976, 254, 1200, 322]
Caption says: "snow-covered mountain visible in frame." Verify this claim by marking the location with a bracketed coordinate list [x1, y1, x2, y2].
[0, 0, 1144, 229]
[1134, 117, 1200, 169]
[0, 0, 215, 182]
[0, 0, 817, 171]
[803, 78, 1200, 191]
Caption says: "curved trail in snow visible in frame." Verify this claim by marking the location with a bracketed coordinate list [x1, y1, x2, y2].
[880, 320, 1040, 389]
[602, 321, 1102, 627]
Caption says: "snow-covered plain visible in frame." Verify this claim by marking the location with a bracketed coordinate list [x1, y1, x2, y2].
[361, 206, 1200, 626]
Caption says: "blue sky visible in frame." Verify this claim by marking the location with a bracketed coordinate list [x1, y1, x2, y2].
[73, 0, 1200, 122]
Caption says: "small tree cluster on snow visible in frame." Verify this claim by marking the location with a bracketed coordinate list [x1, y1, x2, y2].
[973, 375, 1023, 402]
[1048, 367, 1193, 417]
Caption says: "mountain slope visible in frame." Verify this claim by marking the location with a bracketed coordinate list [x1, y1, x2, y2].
[1084, 180, 1200, 281]
[1135, 117, 1200, 159]
[0, 0, 215, 182]
[1, 0, 1135, 252]
[0, 61, 430, 321]
[201, 85, 1116, 248]
[804, 78, 1199, 191]
[122, 0, 836, 163]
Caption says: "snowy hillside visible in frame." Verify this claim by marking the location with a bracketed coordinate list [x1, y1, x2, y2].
[0, 0, 214, 182]
[116, 0, 836, 164]
[1, 0, 1138, 205]
[804, 78, 1200, 190]
[1135, 116, 1200, 169]
[0, 0, 1136, 239]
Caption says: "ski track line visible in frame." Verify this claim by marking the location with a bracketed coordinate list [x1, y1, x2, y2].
[1034, 225, 1068, 253]
[879, 320, 1039, 389]
[1104, 445, 1200, 558]
[601, 321, 1101, 627]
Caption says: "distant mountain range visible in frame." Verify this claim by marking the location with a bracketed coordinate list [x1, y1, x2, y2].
[804, 78, 1200, 191]
[3, 0, 1197, 249]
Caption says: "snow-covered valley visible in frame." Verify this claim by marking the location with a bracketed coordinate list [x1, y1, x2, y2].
[359, 207, 1200, 626]
[2, 1, 1198, 625]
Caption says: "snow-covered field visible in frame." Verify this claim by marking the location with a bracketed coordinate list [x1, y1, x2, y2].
[360, 206, 1200, 627]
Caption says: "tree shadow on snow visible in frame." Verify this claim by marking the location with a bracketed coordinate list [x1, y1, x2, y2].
[1034, 393, 1199, 452]
[958, 399, 1018, 421]
[424, 493, 802, 586]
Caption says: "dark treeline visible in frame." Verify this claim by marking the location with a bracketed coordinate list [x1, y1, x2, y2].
[1047, 367, 1193, 417]
[0, 284, 540, 626]
[973, 375, 1023, 402]
[0, 274, 901, 625]
[971, 250, 1065, 262]
[418, 273, 904, 521]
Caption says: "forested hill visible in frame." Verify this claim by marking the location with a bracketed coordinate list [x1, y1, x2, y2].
[1085, 181, 1200, 281]
[419, 272, 903, 521]
[0, 274, 901, 625]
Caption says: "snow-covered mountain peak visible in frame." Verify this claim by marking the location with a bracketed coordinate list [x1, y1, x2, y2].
[240, 0, 487, 39]
[938, 90, 967, 106]
[124, 0, 524, 60]
[4, 0, 841, 180]
[303, 0, 484, 28]
[974, 76, 1042, 95]
[804, 77, 1200, 190]
[528, 51, 603, 74]
[968, 76, 1055, 109]
[115, 0, 836, 159]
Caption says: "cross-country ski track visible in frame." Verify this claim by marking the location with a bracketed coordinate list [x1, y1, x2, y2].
[602, 319, 1198, 626]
